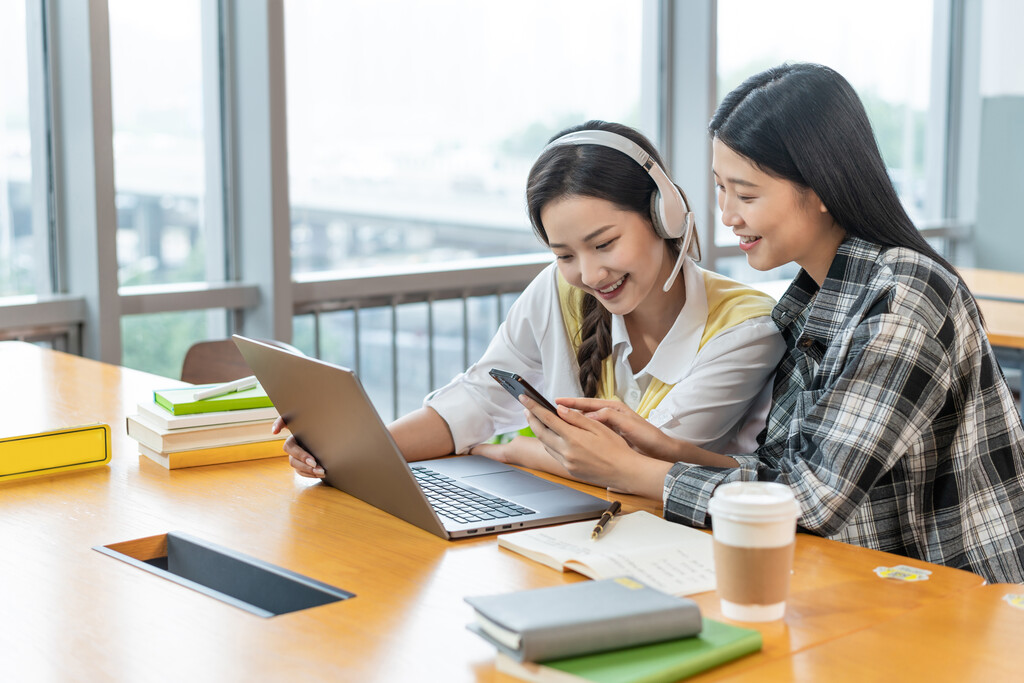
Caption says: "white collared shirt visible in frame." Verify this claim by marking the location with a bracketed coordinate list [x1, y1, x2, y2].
[425, 259, 785, 455]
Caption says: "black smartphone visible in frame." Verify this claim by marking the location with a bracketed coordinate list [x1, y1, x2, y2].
[488, 368, 559, 414]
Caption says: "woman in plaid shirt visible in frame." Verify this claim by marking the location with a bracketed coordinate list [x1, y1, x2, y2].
[523, 63, 1024, 584]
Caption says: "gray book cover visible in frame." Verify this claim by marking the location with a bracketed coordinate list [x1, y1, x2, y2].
[465, 576, 702, 662]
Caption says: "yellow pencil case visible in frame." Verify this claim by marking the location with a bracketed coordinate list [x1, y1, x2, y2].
[0, 424, 111, 482]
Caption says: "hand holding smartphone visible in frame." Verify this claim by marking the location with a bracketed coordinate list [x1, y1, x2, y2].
[488, 369, 559, 415]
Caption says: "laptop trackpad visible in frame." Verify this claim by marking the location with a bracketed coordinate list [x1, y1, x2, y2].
[463, 470, 561, 497]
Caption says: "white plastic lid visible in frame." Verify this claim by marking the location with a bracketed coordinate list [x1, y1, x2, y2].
[708, 481, 799, 524]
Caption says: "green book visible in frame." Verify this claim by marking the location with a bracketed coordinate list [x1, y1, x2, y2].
[153, 384, 274, 416]
[495, 618, 762, 683]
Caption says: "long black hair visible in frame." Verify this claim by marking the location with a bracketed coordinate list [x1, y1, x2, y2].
[525, 120, 690, 397]
[709, 62, 960, 279]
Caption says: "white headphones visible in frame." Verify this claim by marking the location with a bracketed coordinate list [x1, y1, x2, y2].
[542, 129, 696, 292]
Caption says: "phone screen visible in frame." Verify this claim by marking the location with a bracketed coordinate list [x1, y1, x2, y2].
[488, 369, 559, 414]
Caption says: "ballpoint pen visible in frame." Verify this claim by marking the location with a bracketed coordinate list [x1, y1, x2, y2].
[193, 375, 259, 401]
[591, 500, 621, 540]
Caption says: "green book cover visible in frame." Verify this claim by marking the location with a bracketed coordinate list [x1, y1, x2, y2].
[153, 384, 274, 415]
[496, 618, 762, 683]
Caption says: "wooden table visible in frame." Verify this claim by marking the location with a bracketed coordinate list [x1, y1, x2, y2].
[0, 342, 987, 682]
[718, 583, 1024, 681]
[974, 300, 1024, 351]
[957, 267, 1024, 349]
[959, 266, 1024, 304]
[753, 269, 1024, 343]
[960, 270, 1024, 415]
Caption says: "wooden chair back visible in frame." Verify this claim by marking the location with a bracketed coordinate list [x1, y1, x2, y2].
[180, 338, 303, 385]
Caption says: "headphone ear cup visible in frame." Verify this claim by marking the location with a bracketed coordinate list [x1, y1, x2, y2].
[649, 191, 671, 239]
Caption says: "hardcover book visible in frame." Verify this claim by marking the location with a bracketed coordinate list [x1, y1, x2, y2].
[126, 412, 285, 453]
[494, 618, 762, 683]
[153, 384, 274, 415]
[137, 440, 286, 469]
[137, 400, 280, 430]
[466, 577, 703, 663]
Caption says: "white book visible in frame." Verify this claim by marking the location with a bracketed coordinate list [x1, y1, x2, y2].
[137, 399, 280, 430]
[497, 510, 716, 597]
[126, 411, 288, 453]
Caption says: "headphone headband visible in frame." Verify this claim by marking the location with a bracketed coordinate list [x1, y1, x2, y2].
[542, 129, 692, 241]
[542, 129, 696, 291]
[544, 130, 655, 169]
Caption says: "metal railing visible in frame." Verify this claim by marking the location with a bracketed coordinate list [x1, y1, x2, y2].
[0, 220, 982, 419]
[0, 294, 86, 353]
[292, 253, 551, 421]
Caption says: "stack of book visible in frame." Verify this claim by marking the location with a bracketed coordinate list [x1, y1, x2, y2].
[126, 382, 288, 469]
[466, 578, 762, 683]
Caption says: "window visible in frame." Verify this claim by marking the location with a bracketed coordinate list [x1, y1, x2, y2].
[1, 2, 41, 297]
[108, 0, 208, 287]
[715, 0, 934, 282]
[108, 0, 226, 375]
[285, 0, 644, 276]
[122, 310, 210, 380]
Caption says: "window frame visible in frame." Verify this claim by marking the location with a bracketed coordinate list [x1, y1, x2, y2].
[1, 0, 970, 372]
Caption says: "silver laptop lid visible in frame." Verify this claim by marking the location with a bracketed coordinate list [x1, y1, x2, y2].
[232, 335, 450, 538]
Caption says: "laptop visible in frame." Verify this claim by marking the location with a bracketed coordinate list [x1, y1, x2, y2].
[232, 335, 609, 539]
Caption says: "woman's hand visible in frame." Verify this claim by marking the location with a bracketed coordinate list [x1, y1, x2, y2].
[470, 435, 575, 480]
[556, 397, 741, 469]
[520, 398, 672, 498]
[273, 416, 324, 478]
[556, 397, 684, 463]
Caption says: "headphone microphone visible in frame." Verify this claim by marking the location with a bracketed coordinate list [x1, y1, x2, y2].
[541, 129, 696, 292]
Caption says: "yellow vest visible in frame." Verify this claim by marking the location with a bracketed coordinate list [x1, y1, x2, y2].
[556, 269, 775, 418]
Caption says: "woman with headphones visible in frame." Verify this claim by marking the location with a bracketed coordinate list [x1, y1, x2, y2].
[282, 120, 785, 501]
[522, 67, 1024, 583]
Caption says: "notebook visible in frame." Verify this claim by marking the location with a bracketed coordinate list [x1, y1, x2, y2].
[494, 618, 763, 683]
[232, 335, 609, 540]
[465, 577, 703, 662]
[497, 511, 716, 597]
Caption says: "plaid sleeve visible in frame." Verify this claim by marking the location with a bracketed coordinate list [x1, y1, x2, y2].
[665, 312, 953, 536]
[663, 456, 758, 527]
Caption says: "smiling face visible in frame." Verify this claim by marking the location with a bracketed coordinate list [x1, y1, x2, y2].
[712, 138, 846, 284]
[541, 195, 675, 317]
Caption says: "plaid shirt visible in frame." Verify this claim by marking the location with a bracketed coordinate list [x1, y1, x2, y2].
[665, 237, 1024, 583]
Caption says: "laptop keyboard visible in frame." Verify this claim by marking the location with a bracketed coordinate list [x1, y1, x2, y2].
[411, 466, 535, 524]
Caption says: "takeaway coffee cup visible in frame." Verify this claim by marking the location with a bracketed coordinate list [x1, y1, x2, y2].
[708, 482, 799, 622]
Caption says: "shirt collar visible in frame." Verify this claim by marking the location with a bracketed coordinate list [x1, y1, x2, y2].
[609, 258, 706, 383]
[773, 237, 883, 348]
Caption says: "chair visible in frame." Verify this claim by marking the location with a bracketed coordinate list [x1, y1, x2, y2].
[180, 338, 304, 385]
